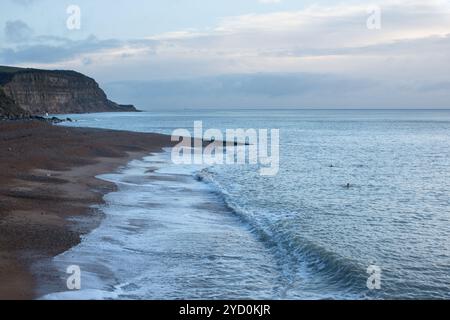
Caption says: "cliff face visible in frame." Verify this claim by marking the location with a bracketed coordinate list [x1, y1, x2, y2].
[0, 66, 137, 116]
[0, 87, 30, 118]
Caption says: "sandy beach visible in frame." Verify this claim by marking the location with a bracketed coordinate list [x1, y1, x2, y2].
[0, 120, 174, 299]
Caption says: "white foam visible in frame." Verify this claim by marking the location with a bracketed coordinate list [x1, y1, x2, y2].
[40, 150, 282, 300]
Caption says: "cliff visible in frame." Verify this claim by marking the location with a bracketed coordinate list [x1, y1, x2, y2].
[0, 87, 30, 118]
[0, 66, 137, 116]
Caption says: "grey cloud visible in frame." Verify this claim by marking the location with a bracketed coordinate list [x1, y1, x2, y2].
[0, 34, 157, 64]
[416, 81, 450, 92]
[103, 73, 450, 109]
[266, 34, 450, 58]
[4, 20, 33, 43]
[1, 36, 127, 64]
[103, 73, 378, 108]
[106, 73, 370, 97]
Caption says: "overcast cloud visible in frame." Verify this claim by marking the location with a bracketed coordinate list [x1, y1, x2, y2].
[1, 0, 449, 108]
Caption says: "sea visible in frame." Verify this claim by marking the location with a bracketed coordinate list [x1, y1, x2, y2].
[39, 109, 450, 300]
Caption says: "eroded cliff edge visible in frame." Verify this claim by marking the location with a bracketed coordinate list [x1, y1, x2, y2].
[0, 66, 137, 117]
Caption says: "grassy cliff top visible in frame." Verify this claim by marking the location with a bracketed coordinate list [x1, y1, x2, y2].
[0, 65, 80, 75]
[0, 66, 88, 86]
[0, 66, 27, 73]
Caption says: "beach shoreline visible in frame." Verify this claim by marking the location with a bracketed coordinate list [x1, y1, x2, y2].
[0, 120, 174, 299]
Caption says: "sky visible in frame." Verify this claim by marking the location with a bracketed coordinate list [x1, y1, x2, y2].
[1, 0, 450, 109]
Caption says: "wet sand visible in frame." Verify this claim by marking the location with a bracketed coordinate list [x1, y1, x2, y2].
[0, 120, 174, 299]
